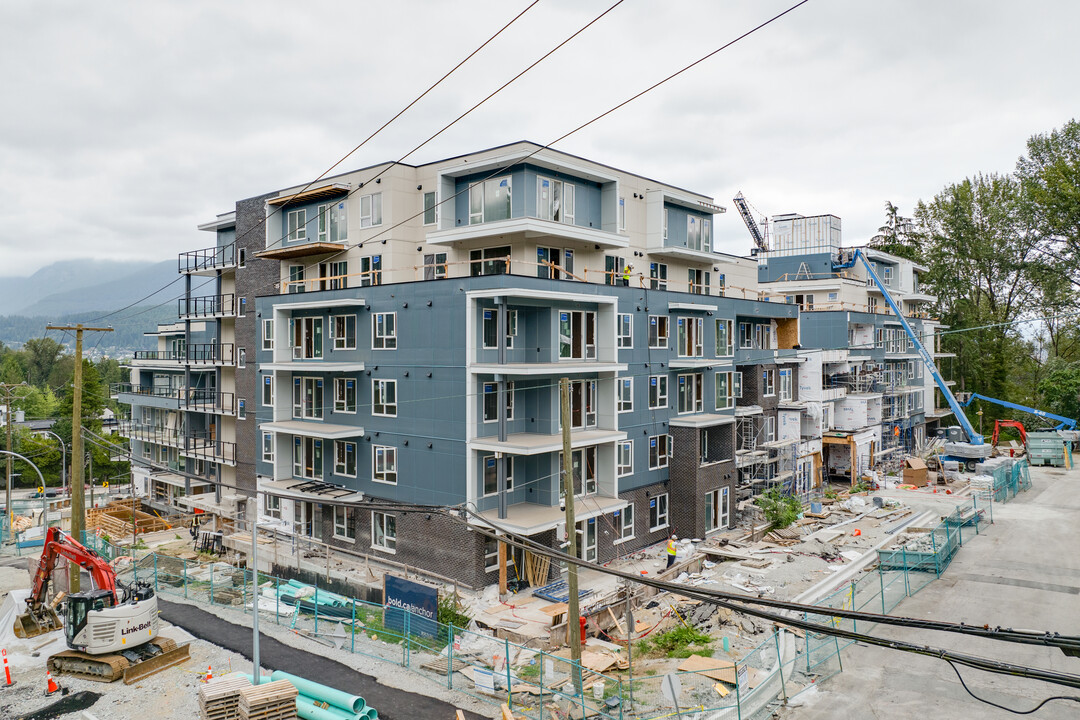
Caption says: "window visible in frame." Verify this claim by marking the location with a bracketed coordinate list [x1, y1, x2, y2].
[779, 369, 793, 401]
[617, 314, 633, 349]
[650, 262, 668, 290]
[372, 511, 396, 551]
[292, 316, 323, 359]
[238, 248, 246, 268]
[482, 455, 514, 495]
[261, 432, 274, 463]
[537, 177, 575, 224]
[662, 208, 669, 241]
[238, 347, 247, 368]
[765, 415, 776, 443]
[649, 434, 671, 470]
[649, 493, 669, 531]
[715, 371, 735, 410]
[559, 447, 598, 497]
[754, 324, 773, 350]
[470, 246, 511, 276]
[482, 308, 517, 349]
[287, 209, 307, 241]
[618, 196, 626, 231]
[617, 440, 633, 477]
[288, 264, 305, 294]
[264, 494, 281, 520]
[604, 255, 626, 286]
[262, 375, 273, 407]
[567, 379, 597, 429]
[688, 268, 710, 295]
[317, 200, 348, 242]
[648, 375, 668, 409]
[828, 292, 838, 302]
[715, 319, 733, 356]
[292, 377, 324, 419]
[868, 296, 879, 313]
[762, 369, 776, 396]
[618, 503, 635, 542]
[331, 377, 356, 414]
[739, 322, 753, 349]
[686, 215, 711, 252]
[239, 297, 247, 316]
[558, 310, 597, 360]
[705, 488, 729, 532]
[648, 316, 669, 348]
[372, 379, 396, 417]
[373, 312, 397, 350]
[469, 176, 512, 224]
[423, 252, 447, 280]
[325, 260, 348, 290]
[883, 265, 893, 286]
[335, 440, 357, 478]
[875, 328, 885, 349]
[677, 373, 703, 414]
[359, 255, 382, 286]
[262, 319, 274, 351]
[293, 437, 323, 480]
[423, 191, 437, 225]
[373, 446, 397, 484]
[359, 192, 382, 228]
[617, 378, 633, 413]
[677, 317, 704, 357]
[482, 381, 514, 422]
[332, 315, 357, 351]
[333, 506, 356, 540]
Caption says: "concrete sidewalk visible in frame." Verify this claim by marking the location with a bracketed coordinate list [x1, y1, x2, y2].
[781, 463, 1080, 719]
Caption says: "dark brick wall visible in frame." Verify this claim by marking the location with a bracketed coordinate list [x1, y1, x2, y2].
[669, 425, 737, 537]
[738, 362, 779, 411]
[233, 193, 279, 496]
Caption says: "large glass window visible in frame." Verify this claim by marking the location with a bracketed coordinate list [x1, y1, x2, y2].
[373, 312, 396, 350]
[650, 262, 667, 290]
[262, 319, 274, 351]
[648, 316, 669, 348]
[677, 373, 703, 414]
[332, 314, 356, 350]
[333, 377, 356, 413]
[470, 246, 511, 276]
[373, 446, 397, 484]
[287, 209, 307, 242]
[482, 455, 514, 496]
[469, 176, 512, 224]
[779, 368, 793, 401]
[536, 176, 575, 224]
[292, 377, 323, 419]
[649, 434, 671, 469]
[568, 379, 597, 429]
[292, 317, 323, 359]
[676, 317, 703, 357]
[617, 314, 633, 349]
[359, 192, 382, 228]
[359, 255, 382, 287]
[558, 310, 597, 360]
[705, 488, 729, 532]
[482, 309, 517, 349]
[762, 369, 776, 397]
[559, 446, 597, 497]
[334, 440, 357, 477]
[649, 493, 669, 530]
[617, 440, 633, 477]
[482, 382, 514, 422]
[423, 191, 437, 225]
[317, 201, 348, 243]
[333, 506, 355, 540]
[648, 375, 668, 409]
[261, 432, 274, 463]
[715, 371, 735, 410]
[372, 379, 397, 417]
[618, 504, 635, 541]
[292, 436, 323, 480]
[715, 319, 733, 356]
[617, 378, 633, 413]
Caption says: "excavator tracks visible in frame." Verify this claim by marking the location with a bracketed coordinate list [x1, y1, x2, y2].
[48, 636, 190, 684]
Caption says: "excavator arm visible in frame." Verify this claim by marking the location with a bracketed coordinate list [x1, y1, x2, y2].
[15, 527, 118, 638]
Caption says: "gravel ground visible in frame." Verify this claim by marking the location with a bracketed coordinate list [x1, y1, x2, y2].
[0, 557, 494, 720]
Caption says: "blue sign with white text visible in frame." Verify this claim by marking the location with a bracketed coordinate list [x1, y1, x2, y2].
[384, 574, 439, 638]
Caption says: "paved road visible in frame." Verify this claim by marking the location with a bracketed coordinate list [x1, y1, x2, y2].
[781, 463, 1080, 719]
[159, 599, 485, 720]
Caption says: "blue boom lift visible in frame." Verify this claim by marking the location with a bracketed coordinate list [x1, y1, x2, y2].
[959, 393, 1078, 431]
[833, 249, 992, 470]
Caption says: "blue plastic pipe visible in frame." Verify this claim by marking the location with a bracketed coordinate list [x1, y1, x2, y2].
[270, 670, 367, 715]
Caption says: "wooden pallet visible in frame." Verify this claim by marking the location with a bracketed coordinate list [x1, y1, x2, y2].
[199, 673, 252, 720]
[238, 679, 298, 720]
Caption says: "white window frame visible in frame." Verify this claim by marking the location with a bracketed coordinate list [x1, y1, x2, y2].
[373, 445, 397, 485]
[617, 440, 633, 477]
[715, 371, 735, 410]
[765, 415, 776, 443]
[763, 369, 776, 397]
[616, 503, 635, 543]
[677, 373, 703, 414]
[618, 196, 626, 231]
[617, 313, 633, 349]
[617, 378, 633, 413]
[372, 379, 397, 417]
[536, 176, 576, 224]
[261, 432, 274, 463]
[333, 505, 356, 541]
[332, 314, 357, 351]
[262, 375, 274, 407]
[334, 440, 357, 478]
[423, 191, 438, 226]
[649, 493, 669, 531]
[716, 319, 733, 357]
[649, 434, 671, 470]
[779, 368, 793, 401]
[482, 381, 514, 422]
[739, 322, 753, 349]
[648, 315, 669, 349]
[262, 319, 274, 351]
[287, 208, 307, 241]
[264, 494, 281, 520]
[372, 312, 397, 350]
[677, 317, 704, 358]
[482, 455, 514, 496]
[371, 511, 396, 552]
[482, 308, 517, 349]
[359, 192, 382, 228]
[648, 375, 668, 410]
[332, 377, 356, 414]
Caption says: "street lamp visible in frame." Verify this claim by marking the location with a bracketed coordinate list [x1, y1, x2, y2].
[0, 451, 47, 527]
[40, 430, 67, 499]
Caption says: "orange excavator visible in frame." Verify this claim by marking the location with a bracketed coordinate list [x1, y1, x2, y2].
[13, 527, 189, 683]
[990, 420, 1027, 447]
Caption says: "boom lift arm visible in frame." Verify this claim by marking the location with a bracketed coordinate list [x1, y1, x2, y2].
[960, 392, 1078, 431]
[833, 249, 983, 446]
[733, 192, 768, 252]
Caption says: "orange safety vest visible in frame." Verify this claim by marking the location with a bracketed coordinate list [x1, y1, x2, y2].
[666, 539, 677, 556]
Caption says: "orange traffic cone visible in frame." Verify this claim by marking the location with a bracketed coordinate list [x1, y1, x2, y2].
[46, 669, 60, 695]
[205, 664, 213, 682]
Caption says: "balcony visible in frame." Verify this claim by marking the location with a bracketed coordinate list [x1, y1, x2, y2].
[180, 242, 236, 275]
[132, 343, 235, 367]
[470, 429, 625, 456]
[118, 422, 236, 466]
[261, 419, 363, 440]
[111, 382, 181, 409]
[474, 496, 626, 535]
[180, 389, 237, 415]
[427, 217, 628, 250]
[178, 294, 237, 320]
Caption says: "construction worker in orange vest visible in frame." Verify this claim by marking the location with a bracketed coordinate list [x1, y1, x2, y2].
[665, 534, 678, 569]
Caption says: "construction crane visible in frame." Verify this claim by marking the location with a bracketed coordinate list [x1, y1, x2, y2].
[733, 192, 768, 253]
[13, 527, 189, 683]
[833, 249, 991, 470]
[959, 392, 1078, 431]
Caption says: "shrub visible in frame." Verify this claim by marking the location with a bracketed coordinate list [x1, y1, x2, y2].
[755, 488, 802, 530]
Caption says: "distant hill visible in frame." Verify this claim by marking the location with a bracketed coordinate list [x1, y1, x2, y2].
[0, 306, 178, 355]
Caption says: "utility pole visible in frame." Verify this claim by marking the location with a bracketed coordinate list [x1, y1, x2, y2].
[2, 383, 29, 532]
[46, 324, 112, 592]
[559, 377, 582, 693]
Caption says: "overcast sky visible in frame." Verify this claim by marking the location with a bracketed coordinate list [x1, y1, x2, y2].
[2, 0, 1078, 277]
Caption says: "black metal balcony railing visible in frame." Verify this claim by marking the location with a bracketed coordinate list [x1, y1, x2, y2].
[178, 293, 236, 319]
[133, 343, 235, 365]
[111, 384, 236, 414]
[117, 422, 236, 464]
[110, 382, 180, 400]
[179, 242, 236, 273]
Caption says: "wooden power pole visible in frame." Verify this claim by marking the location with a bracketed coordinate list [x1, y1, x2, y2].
[559, 377, 582, 692]
[46, 324, 111, 592]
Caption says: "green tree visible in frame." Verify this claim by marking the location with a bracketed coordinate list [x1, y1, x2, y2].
[1037, 359, 1080, 423]
[22, 337, 64, 387]
[1017, 118, 1080, 269]
[869, 201, 923, 261]
[54, 358, 105, 447]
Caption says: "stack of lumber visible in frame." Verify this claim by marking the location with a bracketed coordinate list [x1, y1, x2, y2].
[198, 672, 251, 720]
[238, 679, 298, 720]
[763, 526, 802, 546]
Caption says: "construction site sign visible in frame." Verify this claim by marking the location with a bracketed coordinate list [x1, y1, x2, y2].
[383, 574, 438, 639]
